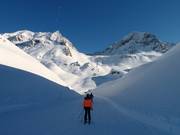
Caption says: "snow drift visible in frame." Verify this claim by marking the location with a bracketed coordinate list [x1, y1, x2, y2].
[95, 44, 180, 115]
[95, 44, 180, 134]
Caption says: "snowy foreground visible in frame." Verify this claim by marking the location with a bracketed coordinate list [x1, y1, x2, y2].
[0, 36, 180, 135]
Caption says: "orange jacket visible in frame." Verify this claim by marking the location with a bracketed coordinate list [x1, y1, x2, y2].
[83, 99, 93, 108]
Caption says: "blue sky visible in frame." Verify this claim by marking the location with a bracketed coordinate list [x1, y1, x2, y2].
[0, 0, 180, 53]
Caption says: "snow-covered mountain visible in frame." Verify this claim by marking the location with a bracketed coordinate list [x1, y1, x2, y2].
[92, 32, 174, 85]
[0, 38, 179, 135]
[1, 31, 174, 93]
[2, 30, 108, 93]
[98, 32, 173, 55]
[0, 36, 66, 86]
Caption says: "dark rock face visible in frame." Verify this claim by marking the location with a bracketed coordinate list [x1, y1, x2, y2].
[97, 32, 174, 55]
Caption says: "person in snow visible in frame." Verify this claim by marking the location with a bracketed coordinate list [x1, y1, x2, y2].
[83, 94, 93, 124]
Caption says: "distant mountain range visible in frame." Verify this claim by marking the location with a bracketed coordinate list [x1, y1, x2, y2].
[1, 30, 175, 93]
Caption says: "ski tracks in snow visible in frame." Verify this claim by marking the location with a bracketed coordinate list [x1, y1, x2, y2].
[96, 95, 180, 135]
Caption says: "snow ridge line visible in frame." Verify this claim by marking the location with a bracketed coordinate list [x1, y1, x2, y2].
[96, 95, 180, 135]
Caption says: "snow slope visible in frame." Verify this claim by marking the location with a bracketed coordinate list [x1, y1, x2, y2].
[95, 44, 180, 135]
[0, 65, 169, 135]
[1, 44, 179, 135]
[0, 36, 66, 86]
[0, 65, 81, 135]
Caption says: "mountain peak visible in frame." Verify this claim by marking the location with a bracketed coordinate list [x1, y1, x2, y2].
[50, 31, 62, 42]
[2, 30, 34, 43]
[100, 32, 174, 55]
[120, 32, 158, 45]
[123, 32, 155, 41]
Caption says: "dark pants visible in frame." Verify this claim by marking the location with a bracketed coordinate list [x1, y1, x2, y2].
[84, 107, 91, 123]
